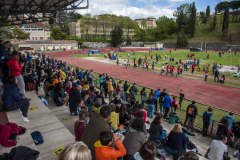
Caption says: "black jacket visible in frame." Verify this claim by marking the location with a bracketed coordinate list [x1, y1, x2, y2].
[69, 88, 82, 112]
[166, 131, 187, 151]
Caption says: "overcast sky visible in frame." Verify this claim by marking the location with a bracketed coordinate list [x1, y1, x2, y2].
[76, 0, 223, 19]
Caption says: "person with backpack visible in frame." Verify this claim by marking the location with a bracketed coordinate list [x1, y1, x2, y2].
[202, 107, 213, 137]
[186, 101, 198, 132]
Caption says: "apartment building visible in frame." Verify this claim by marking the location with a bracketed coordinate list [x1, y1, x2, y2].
[69, 19, 135, 39]
[20, 22, 51, 41]
[135, 17, 157, 29]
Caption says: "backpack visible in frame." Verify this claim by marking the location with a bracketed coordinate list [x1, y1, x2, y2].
[187, 141, 198, 153]
[31, 131, 44, 145]
[188, 107, 194, 115]
[232, 122, 240, 138]
[5, 146, 39, 160]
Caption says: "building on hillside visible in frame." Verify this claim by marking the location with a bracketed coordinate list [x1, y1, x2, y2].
[69, 19, 135, 39]
[20, 22, 51, 41]
[11, 40, 78, 51]
[134, 17, 157, 29]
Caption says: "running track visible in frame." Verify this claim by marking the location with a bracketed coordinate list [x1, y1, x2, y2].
[55, 56, 240, 114]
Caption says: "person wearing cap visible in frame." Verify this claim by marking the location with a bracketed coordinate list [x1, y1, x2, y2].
[69, 82, 82, 116]
[81, 106, 111, 160]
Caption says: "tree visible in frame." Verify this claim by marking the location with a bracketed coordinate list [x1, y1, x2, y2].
[174, 4, 191, 33]
[154, 16, 177, 40]
[222, 7, 229, 37]
[141, 20, 147, 29]
[189, 2, 196, 38]
[0, 27, 14, 40]
[134, 28, 146, 42]
[199, 11, 207, 24]
[110, 25, 123, 47]
[176, 32, 188, 48]
[211, 9, 217, 30]
[12, 27, 30, 40]
[126, 36, 132, 46]
[51, 27, 67, 40]
[206, 6, 210, 18]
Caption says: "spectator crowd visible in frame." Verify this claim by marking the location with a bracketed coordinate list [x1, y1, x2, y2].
[0, 40, 240, 160]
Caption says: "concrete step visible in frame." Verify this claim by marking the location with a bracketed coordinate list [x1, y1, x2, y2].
[0, 91, 75, 160]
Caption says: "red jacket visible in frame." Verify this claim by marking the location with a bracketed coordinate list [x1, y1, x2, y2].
[0, 123, 25, 147]
[7, 59, 22, 76]
[74, 121, 85, 141]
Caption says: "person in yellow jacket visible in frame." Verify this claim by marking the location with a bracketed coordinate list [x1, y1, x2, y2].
[60, 69, 66, 80]
[110, 103, 119, 131]
[83, 81, 90, 91]
[108, 80, 114, 101]
[94, 131, 126, 160]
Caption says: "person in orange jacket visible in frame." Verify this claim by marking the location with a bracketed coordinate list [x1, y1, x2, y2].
[95, 131, 126, 160]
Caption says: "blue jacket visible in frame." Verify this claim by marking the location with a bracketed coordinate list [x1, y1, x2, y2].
[99, 76, 105, 84]
[224, 115, 235, 130]
[163, 95, 172, 108]
[203, 111, 213, 124]
[153, 90, 161, 100]
[2, 83, 22, 107]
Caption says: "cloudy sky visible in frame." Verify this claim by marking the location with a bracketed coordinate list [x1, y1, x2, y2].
[77, 0, 222, 19]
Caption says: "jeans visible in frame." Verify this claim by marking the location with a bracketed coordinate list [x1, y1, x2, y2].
[164, 107, 170, 119]
[16, 75, 26, 97]
[5, 99, 30, 117]
[147, 105, 154, 118]
[159, 101, 164, 113]
[179, 100, 183, 108]
[187, 116, 195, 131]
[202, 122, 210, 136]
[204, 75, 208, 81]
[154, 99, 158, 111]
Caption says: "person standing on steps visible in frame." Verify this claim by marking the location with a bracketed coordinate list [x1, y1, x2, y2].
[202, 107, 213, 137]
[186, 100, 198, 132]
[163, 93, 172, 119]
[179, 90, 184, 108]
[153, 89, 161, 112]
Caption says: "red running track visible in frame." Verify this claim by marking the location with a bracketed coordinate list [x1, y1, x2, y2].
[56, 56, 240, 114]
